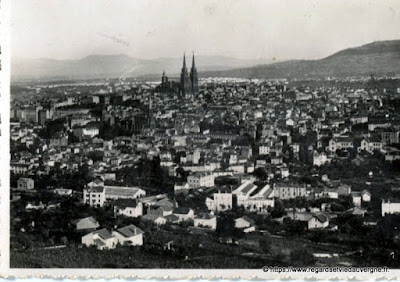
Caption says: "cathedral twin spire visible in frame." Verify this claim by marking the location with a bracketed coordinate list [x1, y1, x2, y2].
[180, 52, 199, 97]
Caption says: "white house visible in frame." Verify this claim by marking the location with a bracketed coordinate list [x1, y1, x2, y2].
[71, 216, 100, 231]
[382, 199, 400, 217]
[315, 189, 338, 199]
[286, 118, 295, 127]
[313, 151, 329, 167]
[73, 125, 99, 139]
[240, 197, 275, 213]
[205, 191, 233, 212]
[112, 224, 144, 246]
[82, 228, 118, 250]
[275, 182, 307, 199]
[147, 205, 174, 217]
[259, 144, 270, 155]
[328, 137, 353, 152]
[17, 178, 34, 190]
[351, 192, 362, 207]
[114, 199, 143, 218]
[287, 211, 330, 230]
[359, 137, 383, 154]
[82, 125, 99, 138]
[83, 186, 106, 208]
[281, 167, 290, 178]
[84, 182, 146, 208]
[361, 190, 371, 202]
[235, 216, 256, 233]
[359, 138, 383, 153]
[173, 207, 195, 222]
[307, 213, 330, 229]
[54, 188, 73, 196]
[194, 213, 217, 230]
[141, 214, 167, 225]
[25, 201, 45, 210]
[174, 182, 191, 193]
[187, 172, 215, 188]
[338, 184, 352, 196]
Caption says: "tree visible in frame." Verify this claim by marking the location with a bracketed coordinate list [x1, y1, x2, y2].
[176, 167, 186, 179]
[259, 236, 271, 254]
[290, 247, 315, 266]
[61, 236, 69, 246]
[378, 214, 400, 238]
[271, 200, 287, 218]
[336, 214, 365, 235]
[38, 118, 67, 139]
[253, 167, 268, 181]
[216, 213, 243, 239]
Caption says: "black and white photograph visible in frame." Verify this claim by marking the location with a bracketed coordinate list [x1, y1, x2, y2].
[3, 0, 400, 278]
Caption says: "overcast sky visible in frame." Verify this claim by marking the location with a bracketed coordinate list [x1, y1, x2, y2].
[11, 0, 400, 61]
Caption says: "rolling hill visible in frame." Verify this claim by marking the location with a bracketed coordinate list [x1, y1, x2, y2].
[11, 54, 273, 81]
[201, 40, 400, 79]
[11, 40, 400, 81]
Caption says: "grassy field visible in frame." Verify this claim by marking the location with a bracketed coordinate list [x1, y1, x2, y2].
[11, 247, 271, 268]
[10, 233, 360, 268]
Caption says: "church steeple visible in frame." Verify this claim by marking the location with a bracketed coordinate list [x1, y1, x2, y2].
[191, 53, 196, 70]
[182, 53, 187, 70]
[190, 52, 199, 94]
[180, 52, 191, 98]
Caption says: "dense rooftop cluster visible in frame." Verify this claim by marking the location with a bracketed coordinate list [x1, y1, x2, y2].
[9, 74, 400, 268]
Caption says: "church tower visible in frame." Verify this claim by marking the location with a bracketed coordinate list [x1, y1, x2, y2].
[190, 53, 199, 94]
[162, 70, 166, 85]
[180, 53, 191, 98]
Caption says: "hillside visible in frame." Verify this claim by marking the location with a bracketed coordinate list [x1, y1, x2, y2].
[11, 40, 400, 80]
[201, 40, 400, 79]
[11, 55, 272, 81]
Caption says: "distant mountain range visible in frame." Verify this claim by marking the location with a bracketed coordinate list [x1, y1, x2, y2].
[12, 40, 400, 81]
[202, 40, 400, 79]
[11, 55, 275, 81]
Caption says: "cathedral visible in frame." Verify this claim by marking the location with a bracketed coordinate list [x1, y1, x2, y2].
[180, 53, 199, 98]
[159, 53, 199, 98]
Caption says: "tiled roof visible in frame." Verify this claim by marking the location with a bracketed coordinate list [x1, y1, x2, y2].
[94, 239, 105, 247]
[241, 183, 257, 194]
[164, 214, 180, 222]
[105, 186, 142, 197]
[154, 198, 175, 208]
[94, 228, 113, 240]
[173, 207, 192, 214]
[142, 214, 161, 222]
[71, 216, 99, 229]
[196, 213, 215, 220]
[240, 216, 255, 225]
[314, 213, 329, 223]
[88, 186, 104, 193]
[114, 199, 138, 209]
[116, 224, 143, 238]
